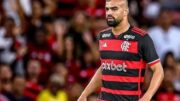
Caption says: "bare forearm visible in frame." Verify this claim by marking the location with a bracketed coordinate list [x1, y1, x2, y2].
[81, 67, 102, 97]
[143, 63, 164, 100]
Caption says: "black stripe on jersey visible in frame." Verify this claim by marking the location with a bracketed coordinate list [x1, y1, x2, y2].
[99, 92, 138, 101]
[102, 69, 146, 77]
[102, 69, 139, 77]
[102, 80, 138, 91]
[141, 69, 145, 76]
[100, 51, 141, 61]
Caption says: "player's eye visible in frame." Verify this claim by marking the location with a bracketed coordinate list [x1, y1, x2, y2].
[105, 7, 109, 11]
[111, 7, 118, 11]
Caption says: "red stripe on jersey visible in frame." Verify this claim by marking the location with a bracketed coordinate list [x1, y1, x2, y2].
[133, 27, 147, 33]
[101, 87, 141, 95]
[102, 75, 144, 83]
[99, 40, 138, 53]
[148, 59, 160, 67]
[132, 27, 147, 36]
[101, 59, 146, 69]
[132, 29, 146, 36]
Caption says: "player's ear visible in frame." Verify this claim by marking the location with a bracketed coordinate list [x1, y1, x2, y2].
[123, 8, 129, 16]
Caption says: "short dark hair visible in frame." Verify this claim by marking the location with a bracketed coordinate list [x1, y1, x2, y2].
[105, 0, 129, 9]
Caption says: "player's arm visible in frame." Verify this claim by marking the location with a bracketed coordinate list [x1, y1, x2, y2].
[78, 66, 102, 101]
[139, 34, 164, 101]
[139, 62, 164, 101]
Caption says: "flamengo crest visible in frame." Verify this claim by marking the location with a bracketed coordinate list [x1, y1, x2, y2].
[121, 41, 131, 52]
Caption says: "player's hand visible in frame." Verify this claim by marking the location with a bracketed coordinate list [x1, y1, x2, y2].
[77, 95, 87, 101]
[138, 95, 151, 101]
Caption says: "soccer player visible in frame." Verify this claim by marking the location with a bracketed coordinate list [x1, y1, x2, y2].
[78, 0, 164, 101]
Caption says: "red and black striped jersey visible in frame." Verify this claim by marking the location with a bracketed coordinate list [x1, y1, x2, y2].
[97, 26, 160, 101]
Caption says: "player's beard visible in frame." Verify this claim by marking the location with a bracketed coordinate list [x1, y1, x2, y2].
[106, 15, 121, 27]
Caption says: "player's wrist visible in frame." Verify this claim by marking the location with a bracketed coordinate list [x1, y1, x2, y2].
[143, 93, 152, 101]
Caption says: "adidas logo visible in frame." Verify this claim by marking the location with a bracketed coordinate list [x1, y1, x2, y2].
[103, 43, 107, 47]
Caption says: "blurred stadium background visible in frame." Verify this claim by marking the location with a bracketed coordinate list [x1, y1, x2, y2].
[0, 0, 179, 101]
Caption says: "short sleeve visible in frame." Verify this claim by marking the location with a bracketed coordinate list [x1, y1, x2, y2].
[141, 34, 160, 66]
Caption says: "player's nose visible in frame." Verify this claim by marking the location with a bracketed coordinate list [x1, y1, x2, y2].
[106, 9, 113, 16]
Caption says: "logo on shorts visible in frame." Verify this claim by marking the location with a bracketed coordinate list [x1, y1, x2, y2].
[101, 61, 127, 72]
[121, 41, 131, 52]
